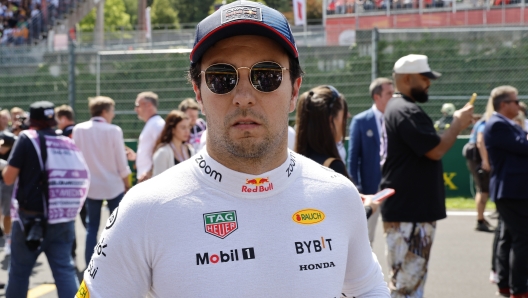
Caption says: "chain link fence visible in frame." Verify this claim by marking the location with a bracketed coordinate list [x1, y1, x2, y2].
[1, 27, 527, 138]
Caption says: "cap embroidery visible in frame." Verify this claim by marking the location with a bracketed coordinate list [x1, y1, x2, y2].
[221, 6, 262, 24]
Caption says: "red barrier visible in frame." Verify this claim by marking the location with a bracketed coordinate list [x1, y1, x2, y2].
[326, 7, 528, 45]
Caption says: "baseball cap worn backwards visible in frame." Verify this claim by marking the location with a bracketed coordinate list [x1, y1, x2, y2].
[393, 54, 441, 79]
[190, 0, 298, 64]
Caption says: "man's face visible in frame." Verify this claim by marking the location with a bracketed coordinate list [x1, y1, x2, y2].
[194, 35, 302, 159]
[0, 114, 8, 130]
[409, 74, 431, 103]
[375, 83, 395, 113]
[134, 97, 149, 121]
[186, 109, 199, 127]
[56, 115, 68, 129]
[501, 93, 520, 120]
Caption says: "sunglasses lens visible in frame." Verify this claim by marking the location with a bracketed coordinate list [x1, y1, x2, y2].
[251, 62, 284, 92]
[204, 64, 238, 94]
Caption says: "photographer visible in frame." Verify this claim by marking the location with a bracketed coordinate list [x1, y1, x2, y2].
[2, 101, 90, 297]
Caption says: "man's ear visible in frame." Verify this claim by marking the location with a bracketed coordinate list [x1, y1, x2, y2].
[192, 81, 206, 116]
[289, 77, 303, 113]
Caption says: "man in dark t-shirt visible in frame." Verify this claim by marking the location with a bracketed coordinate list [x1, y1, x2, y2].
[380, 54, 473, 297]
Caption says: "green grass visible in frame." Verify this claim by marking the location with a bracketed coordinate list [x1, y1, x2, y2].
[446, 197, 496, 210]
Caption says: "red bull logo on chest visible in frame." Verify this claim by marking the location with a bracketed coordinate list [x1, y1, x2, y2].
[242, 177, 273, 193]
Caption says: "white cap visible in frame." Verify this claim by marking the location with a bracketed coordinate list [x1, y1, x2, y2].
[393, 54, 441, 79]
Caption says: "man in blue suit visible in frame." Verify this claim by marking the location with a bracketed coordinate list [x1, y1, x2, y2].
[348, 77, 394, 243]
[484, 85, 528, 298]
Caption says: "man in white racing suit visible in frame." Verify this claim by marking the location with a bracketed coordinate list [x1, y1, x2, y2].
[77, 1, 389, 297]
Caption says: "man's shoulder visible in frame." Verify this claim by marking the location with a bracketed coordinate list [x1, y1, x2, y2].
[125, 159, 198, 204]
[353, 108, 374, 121]
[296, 153, 354, 189]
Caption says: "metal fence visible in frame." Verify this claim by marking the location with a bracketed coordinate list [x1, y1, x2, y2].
[1, 27, 527, 138]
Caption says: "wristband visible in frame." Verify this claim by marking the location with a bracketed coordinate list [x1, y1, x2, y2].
[0, 159, 7, 171]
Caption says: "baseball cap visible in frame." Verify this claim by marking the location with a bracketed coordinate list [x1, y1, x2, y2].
[393, 54, 441, 79]
[29, 101, 56, 121]
[0, 131, 16, 148]
[190, 0, 298, 64]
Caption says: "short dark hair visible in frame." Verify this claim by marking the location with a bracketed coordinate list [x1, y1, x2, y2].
[491, 86, 518, 111]
[55, 105, 74, 121]
[187, 55, 303, 89]
[179, 98, 200, 112]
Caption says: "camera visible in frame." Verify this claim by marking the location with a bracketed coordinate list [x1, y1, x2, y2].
[22, 215, 46, 251]
[16, 115, 29, 131]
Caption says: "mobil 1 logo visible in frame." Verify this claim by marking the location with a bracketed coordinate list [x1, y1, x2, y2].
[196, 247, 256, 265]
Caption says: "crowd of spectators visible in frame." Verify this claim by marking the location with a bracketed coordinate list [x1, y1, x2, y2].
[326, 0, 524, 14]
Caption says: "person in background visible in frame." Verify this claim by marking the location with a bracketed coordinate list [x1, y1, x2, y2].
[178, 98, 206, 152]
[434, 103, 456, 133]
[152, 110, 194, 177]
[10, 107, 25, 136]
[73, 96, 131, 267]
[0, 109, 10, 132]
[381, 54, 473, 297]
[348, 77, 394, 244]
[3, 101, 89, 297]
[55, 105, 75, 138]
[484, 85, 528, 298]
[295, 85, 381, 219]
[517, 102, 528, 131]
[134, 91, 165, 182]
[0, 131, 15, 255]
[295, 85, 349, 177]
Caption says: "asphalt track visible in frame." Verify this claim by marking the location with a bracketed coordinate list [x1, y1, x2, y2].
[0, 210, 500, 297]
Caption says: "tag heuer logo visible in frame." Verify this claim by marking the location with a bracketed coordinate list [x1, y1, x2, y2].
[203, 210, 238, 239]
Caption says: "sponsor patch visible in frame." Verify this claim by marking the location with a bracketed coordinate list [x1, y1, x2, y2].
[195, 155, 222, 182]
[242, 177, 273, 193]
[203, 210, 238, 239]
[196, 247, 255, 265]
[76, 280, 90, 298]
[105, 207, 118, 230]
[292, 209, 325, 225]
[295, 237, 333, 254]
[299, 261, 336, 271]
[221, 5, 262, 24]
[285, 152, 296, 177]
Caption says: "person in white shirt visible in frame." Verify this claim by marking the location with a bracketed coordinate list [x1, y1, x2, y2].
[134, 91, 165, 182]
[72, 96, 131, 267]
[77, 1, 389, 297]
[152, 110, 194, 177]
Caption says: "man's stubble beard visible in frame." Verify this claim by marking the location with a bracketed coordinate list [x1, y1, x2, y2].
[208, 108, 288, 160]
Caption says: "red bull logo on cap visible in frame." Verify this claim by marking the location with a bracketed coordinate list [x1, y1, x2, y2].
[242, 177, 273, 193]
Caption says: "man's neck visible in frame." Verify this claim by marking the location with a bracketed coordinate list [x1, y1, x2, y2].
[143, 111, 158, 123]
[59, 121, 74, 130]
[498, 111, 515, 120]
[206, 140, 289, 175]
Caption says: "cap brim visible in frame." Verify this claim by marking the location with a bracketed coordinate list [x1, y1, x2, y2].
[190, 21, 298, 64]
[421, 71, 442, 79]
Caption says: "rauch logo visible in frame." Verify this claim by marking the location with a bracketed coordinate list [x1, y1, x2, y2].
[196, 247, 255, 265]
[203, 210, 238, 239]
[292, 209, 325, 225]
[242, 177, 273, 193]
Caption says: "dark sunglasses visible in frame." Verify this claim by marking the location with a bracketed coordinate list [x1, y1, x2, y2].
[504, 99, 520, 105]
[200, 61, 289, 95]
